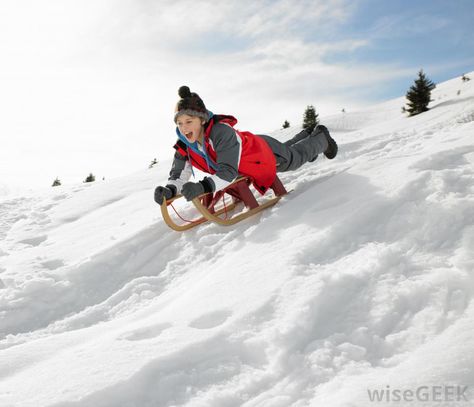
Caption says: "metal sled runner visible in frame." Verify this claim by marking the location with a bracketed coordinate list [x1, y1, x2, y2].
[161, 176, 288, 231]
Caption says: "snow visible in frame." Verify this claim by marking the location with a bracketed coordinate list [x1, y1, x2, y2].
[1, 72, 474, 407]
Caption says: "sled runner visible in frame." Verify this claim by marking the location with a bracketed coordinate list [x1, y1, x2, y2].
[161, 176, 288, 231]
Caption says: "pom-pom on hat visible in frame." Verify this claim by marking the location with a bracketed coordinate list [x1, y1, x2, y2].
[174, 86, 209, 123]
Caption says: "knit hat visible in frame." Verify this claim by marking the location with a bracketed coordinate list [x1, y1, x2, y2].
[174, 86, 209, 123]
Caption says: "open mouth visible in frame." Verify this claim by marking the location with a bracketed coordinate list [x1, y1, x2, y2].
[185, 132, 193, 139]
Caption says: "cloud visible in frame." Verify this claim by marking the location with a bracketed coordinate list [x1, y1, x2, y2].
[368, 12, 451, 40]
[85, 0, 383, 106]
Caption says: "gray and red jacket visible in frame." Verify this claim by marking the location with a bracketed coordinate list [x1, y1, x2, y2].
[168, 115, 276, 194]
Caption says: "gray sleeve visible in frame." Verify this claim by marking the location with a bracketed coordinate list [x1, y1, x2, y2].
[209, 123, 241, 182]
[167, 152, 192, 193]
[168, 151, 187, 181]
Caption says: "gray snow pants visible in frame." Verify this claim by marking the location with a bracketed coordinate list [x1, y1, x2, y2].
[259, 129, 328, 172]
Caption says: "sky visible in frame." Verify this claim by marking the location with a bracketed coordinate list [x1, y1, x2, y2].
[0, 0, 473, 191]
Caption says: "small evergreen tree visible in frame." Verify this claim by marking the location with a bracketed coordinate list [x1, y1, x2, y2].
[84, 173, 95, 183]
[149, 158, 158, 168]
[52, 177, 61, 187]
[302, 105, 319, 133]
[405, 70, 436, 116]
[282, 120, 290, 129]
[462, 74, 471, 82]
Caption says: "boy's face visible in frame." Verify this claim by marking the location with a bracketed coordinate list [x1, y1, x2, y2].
[176, 114, 204, 143]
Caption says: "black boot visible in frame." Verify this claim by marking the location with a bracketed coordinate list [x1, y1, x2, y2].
[311, 125, 338, 159]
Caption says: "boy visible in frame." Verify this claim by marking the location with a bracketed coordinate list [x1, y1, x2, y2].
[154, 86, 337, 204]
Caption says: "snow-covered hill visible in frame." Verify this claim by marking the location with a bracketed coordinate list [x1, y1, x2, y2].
[1, 72, 474, 407]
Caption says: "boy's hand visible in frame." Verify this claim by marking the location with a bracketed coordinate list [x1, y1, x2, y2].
[181, 181, 205, 201]
[154, 185, 176, 205]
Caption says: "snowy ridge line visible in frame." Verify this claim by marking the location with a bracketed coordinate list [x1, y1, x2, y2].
[0, 71, 474, 406]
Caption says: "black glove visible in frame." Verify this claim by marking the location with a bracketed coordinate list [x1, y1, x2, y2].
[181, 178, 215, 201]
[154, 185, 177, 205]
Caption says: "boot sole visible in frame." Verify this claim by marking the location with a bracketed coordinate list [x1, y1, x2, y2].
[315, 125, 338, 159]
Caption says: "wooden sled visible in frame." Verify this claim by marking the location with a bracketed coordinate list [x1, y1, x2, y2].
[161, 176, 288, 231]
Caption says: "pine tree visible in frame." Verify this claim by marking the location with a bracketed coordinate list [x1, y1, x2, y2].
[84, 173, 95, 183]
[405, 70, 436, 116]
[149, 158, 158, 169]
[52, 177, 61, 187]
[462, 74, 470, 82]
[282, 120, 290, 129]
[302, 105, 319, 133]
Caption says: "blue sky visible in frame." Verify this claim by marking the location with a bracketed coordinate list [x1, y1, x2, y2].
[0, 0, 473, 189]
[328, 0, 474, 98]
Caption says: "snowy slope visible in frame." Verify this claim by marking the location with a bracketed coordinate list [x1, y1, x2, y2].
[1, 72, 474, 407]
